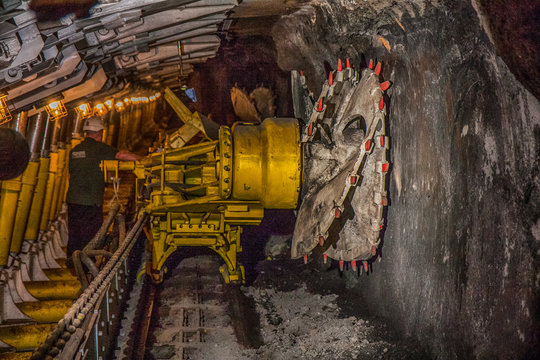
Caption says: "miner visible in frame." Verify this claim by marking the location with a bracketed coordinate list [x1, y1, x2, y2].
[66, 116, 141, 260]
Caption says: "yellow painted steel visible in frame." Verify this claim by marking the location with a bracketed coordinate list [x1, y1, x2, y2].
[48, 148, 66, 221]
[10, 161, 40, 253]
[55, 258, 66, 268]
[164, 87, 210, 147]
[103, 117, 302, 283]
[0, 352, 32, 359]
[102, 126, 109, 145]
[56, 143, 71, 211]
[232, 118, 302, 208]
[43, 268, 77, 281]
[24, 157, 50, 242]
[39, 152, 58, 231]
[0, 175, 22, 265]
[16, 300, 73, 323]
[70, 137, 82, 148]
[0, 323, 56, 351]
[24, 280, 80, 300]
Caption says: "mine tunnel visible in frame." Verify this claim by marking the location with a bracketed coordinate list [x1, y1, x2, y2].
[0, 0, 538, 359]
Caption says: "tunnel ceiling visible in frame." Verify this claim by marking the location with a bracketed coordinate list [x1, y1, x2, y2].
[0, 0, 537, 120]
[0, 0, 238, 118]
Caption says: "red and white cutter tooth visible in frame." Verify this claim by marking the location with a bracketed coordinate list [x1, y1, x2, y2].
[375, 62, 382, 75]
[365, 139, 372, 151]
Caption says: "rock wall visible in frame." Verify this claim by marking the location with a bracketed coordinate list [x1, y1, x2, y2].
[271, 1, 539, 359]
[189, 36, 292, 125]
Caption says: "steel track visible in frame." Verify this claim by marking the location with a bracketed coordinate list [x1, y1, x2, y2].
[143, 255, 250, 360]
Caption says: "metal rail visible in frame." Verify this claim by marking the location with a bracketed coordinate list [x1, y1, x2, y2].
[30, 213, 148, 359]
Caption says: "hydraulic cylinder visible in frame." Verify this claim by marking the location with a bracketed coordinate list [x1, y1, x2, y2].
[17, 112, 48, 245]
[57, 143, 71, 211]
[10, 160, 40, 253]
[47, 147, 66, 221]
[39, 151, 58, 231]
[0, 175, 22, 265]
[24, 157, 50, 242]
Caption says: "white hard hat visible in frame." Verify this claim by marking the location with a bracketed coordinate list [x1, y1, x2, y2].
[83, 116, 104, 132]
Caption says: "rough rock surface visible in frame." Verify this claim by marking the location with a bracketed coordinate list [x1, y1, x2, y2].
[271, 1, 539, 359]
[187, 1, 539, 358]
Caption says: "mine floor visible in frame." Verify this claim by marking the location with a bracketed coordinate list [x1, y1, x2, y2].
[143, 249, 430, 360]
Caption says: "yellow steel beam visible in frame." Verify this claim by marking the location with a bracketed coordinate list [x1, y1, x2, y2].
[0, 323, 56, 351]
[39, 151, 58, 231]
[164, 87, 194, 124]
[164, 87, 208, 138]
[16, 300, 73, 323]
[24, 157, 50, 242]
[10, 161, 40, 253]
[24, 280, 80, 300]
[0, 175, 22, 265]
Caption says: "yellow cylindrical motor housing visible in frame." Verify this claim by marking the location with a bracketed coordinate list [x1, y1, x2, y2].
[231, 118, 302, 209]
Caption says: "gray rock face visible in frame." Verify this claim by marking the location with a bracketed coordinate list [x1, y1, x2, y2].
[272, 1, 539, 359]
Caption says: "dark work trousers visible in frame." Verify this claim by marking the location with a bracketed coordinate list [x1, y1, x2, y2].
[67, 203, 103, 258]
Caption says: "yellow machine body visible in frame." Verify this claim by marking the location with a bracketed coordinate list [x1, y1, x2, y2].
[103, 117, 302, 283]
